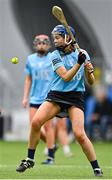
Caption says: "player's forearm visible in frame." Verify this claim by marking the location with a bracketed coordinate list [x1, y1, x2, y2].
[85, 71, 95, 85]
[84, 62, 95, 85]
[23, 78, 31, 99]
[62, 63, 81, 82]
[62, 52, 86, 82]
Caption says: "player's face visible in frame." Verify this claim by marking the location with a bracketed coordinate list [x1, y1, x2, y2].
[34, 37, 50, 55]
[52, 34, 65, 48]
[35, 39, 50, 52]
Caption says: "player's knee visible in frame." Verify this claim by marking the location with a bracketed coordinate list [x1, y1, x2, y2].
[74, 130, 86, 144]
[31, 118, 42, 130]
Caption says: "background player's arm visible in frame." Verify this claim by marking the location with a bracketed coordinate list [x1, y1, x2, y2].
[56, 63, 81, 82]
[22, 75, 32, 108]
[84, 62, 95, 85]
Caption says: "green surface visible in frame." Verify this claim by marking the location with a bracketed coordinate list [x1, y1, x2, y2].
[0, 140, 112, 179]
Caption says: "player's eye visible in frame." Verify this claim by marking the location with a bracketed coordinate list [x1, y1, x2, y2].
[36, 40, 49, 45]
[37, 42, 45, 45]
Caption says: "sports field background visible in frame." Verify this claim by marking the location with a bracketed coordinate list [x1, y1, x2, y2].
[0, 141, 112, 179]
[0, 0, 112, 179]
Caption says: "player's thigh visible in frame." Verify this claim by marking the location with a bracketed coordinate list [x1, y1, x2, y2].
[68, 106, 84, 132]
[33, 101, 61, 125]
[29, 107, 37, 123]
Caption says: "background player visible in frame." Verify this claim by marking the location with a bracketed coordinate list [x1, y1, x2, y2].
[44, 117, 73, 157]
[22, 34, 56, 164]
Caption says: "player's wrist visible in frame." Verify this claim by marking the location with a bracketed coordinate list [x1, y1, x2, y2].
[77, 62, 83, 65]
[76, 63, 81, 67]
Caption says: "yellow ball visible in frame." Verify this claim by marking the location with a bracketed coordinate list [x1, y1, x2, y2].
[11, 57, 19, 64]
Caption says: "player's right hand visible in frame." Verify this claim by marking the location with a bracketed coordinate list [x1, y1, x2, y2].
[84, 62, 94, 74]
[77, 52, 86, 65]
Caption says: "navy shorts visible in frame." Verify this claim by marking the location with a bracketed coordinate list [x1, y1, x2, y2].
[46, 91, 85, 118]
[29, 103, 41, 108]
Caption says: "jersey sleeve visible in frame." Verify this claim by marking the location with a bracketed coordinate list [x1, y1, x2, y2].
[51, 51, 63, 71]
[24, 57, 32, 75]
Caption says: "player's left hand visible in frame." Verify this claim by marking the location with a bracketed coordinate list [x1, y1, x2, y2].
[77, 52, 86, 65]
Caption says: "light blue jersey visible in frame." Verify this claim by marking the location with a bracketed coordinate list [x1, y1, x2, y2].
[25, 52, 53, 104]
[50, 49, 90, 92]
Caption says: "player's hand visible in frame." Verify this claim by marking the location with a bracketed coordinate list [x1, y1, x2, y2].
[85, 62, 94, 74]
[22, 98, 28, 108]
[77, 52, 86, 65]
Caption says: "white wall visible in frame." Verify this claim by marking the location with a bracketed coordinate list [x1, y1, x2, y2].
[0, 0, 30, 109]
